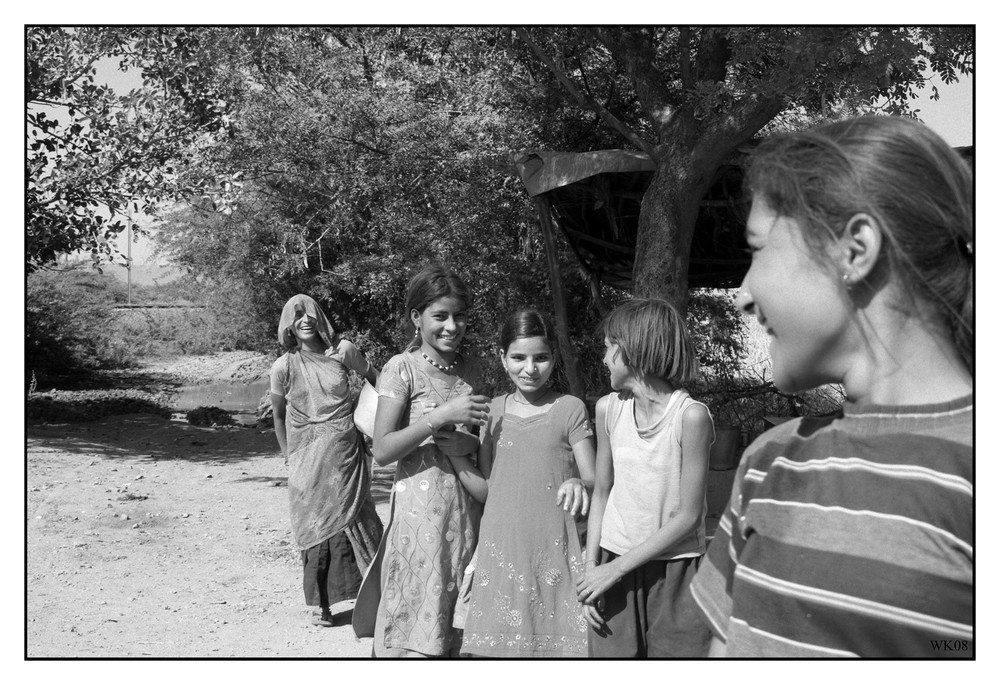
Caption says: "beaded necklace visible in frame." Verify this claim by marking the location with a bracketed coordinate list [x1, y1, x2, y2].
[421, 351, 459, 373]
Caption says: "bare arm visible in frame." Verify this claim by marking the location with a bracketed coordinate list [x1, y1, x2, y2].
[583, 396, 612, 566]
[439, 402, 495, 503]
[579, 396, 612, 629]
[577, 403, 712, 604]
[557, 434, 596, 517]
[271, 393, 288, 464]
[449, 412, 494, 504]
[371, 393, 490, 467]
[446, 453, 488, 503]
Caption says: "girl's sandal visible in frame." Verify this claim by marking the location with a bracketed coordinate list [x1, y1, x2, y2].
[311, 608, 335, 627]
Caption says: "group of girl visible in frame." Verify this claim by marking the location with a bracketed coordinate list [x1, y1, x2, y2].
[270, 115, 973, 658]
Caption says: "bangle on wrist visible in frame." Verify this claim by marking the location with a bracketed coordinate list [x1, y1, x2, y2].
[426, 418, 437, 433]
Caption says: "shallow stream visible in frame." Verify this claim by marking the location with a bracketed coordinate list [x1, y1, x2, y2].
[172, 379, 271, 425]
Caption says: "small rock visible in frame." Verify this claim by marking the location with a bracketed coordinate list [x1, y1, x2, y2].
[131, 523, 140, 529]
[134, 475, 144, 480]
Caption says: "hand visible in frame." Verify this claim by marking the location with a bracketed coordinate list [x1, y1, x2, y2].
[582, 599, 605, 630]
[555, 478, 589, 517]
[433, 430, 477, 457]
[430, 394, 490, 429]
[576, 559, 622, 605]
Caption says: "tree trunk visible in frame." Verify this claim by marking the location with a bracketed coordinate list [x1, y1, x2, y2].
[631, 160, 705, 313]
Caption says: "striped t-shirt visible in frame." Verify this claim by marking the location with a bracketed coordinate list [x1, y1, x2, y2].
[690, 396, 973, 658]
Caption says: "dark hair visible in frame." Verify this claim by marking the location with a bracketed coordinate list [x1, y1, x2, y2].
[404, 265, 471, 349]
[498, 308, 557, 354]
[746, 115, 973, 372]
[601, 298, 699, 384]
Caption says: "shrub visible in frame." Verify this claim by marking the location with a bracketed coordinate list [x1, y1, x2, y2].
[26, 266, 137, 384]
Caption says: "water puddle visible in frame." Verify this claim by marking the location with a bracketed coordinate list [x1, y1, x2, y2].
[173, 380, 271, 426]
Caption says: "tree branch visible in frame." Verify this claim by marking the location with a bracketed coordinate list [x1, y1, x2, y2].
[514, 28, 654, 156]
[588, 27, 677, 129]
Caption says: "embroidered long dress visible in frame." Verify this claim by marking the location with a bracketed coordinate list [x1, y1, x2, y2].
[461, 393, 593, 658]
[372, 350, 481, 656]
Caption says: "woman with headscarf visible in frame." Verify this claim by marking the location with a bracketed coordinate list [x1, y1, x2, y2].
[270, 294, 383, 627]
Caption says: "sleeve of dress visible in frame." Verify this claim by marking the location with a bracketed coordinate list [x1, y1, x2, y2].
[565, 396, 594, 446]
[269, 355, 289, 398]
[688, 444, 755, 642]
[375, 355, 411, 402]
[336, 339, 372, 377]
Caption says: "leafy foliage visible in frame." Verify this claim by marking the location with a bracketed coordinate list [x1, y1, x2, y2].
[26, 267, 135, 382]
[152, 28, 621, 390]
[28, 27, 972, 424]
[516, 26, 974, 304]
[26, 27, 235, 270]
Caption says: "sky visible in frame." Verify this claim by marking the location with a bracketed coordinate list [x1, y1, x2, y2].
[910, 72, 974, 146]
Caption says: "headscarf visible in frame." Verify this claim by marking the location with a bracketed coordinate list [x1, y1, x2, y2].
[277, 294, 338, 351]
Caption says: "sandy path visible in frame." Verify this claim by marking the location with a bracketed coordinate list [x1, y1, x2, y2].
[26, 411, 393, 658]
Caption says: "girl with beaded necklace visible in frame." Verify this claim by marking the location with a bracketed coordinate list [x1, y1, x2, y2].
[364, 265, 490, 658]
[460, 308, 596, 658]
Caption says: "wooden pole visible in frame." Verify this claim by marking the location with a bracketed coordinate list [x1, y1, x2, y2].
[534, 196, 585, 400]
[126, 215, 132, 306]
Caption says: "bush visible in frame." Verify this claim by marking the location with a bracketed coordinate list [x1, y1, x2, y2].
[26, 266, 137, 384]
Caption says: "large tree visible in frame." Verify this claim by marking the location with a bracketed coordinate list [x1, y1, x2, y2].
[25, 26, 235, 270]
[514, 26, 973, 309]
[152, 27, 617, 393]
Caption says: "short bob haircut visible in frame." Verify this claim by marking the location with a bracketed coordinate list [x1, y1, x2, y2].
[601, 298, 699, 384]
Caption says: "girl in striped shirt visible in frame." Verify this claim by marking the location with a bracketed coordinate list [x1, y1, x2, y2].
[690, 116, 974, 657]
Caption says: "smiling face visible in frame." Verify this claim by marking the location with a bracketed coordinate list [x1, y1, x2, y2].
[502, 336, 555, 400]
[736, 195, 850, 394]
[412, 295, 468, 361]
[292, 312, 319, 344]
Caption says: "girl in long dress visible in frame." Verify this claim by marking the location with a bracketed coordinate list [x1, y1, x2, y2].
[461, 308, 596, 657]
[270, 294, 383, 627]
[367, 266, 491, 657]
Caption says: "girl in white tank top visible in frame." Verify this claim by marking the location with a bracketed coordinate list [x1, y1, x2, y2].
[577, 298, 715, 657]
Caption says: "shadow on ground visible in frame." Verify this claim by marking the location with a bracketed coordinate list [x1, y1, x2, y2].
[27, 414, 278, 466]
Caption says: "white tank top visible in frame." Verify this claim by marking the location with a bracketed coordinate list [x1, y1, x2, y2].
[599, 388, 712, 560]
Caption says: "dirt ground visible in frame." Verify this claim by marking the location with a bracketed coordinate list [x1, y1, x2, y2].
[24, 352, 736, 665]
[25, 353, 393, 659]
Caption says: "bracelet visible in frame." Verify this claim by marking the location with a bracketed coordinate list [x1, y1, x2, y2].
[426, 418, 437, 433]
